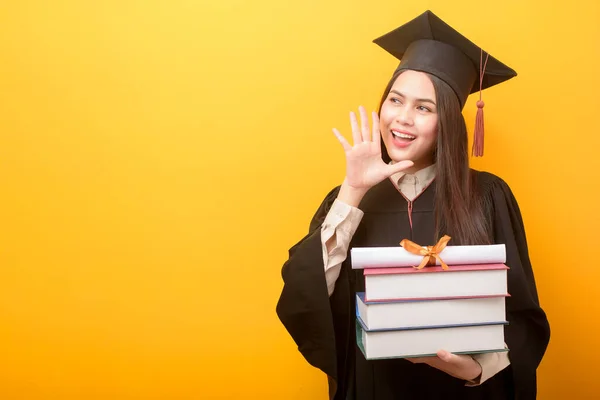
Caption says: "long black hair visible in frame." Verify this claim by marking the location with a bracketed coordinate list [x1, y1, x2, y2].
[378, 70, 492, 245]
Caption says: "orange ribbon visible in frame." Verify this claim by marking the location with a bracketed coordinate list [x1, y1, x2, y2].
[399, 235, 452, 270]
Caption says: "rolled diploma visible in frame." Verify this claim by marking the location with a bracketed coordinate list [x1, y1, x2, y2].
[350, 244, 506, 269]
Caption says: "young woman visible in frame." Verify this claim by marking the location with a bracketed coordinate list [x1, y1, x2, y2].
[276, 10, 550, 400]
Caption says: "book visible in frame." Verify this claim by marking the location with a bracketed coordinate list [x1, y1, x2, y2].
[351, 244, 506, 269]
[356, 318, 508, 360]
[363, 264, 509, 302]
[356, 292, 508, 331]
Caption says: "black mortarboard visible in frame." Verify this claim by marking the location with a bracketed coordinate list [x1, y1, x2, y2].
[373, 10, 517, 156]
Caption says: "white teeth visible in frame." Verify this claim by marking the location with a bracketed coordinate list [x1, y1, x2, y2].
[392, 131, 415, 140]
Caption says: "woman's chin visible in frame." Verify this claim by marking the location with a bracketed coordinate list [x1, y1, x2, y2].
[387, 148, 413, 163]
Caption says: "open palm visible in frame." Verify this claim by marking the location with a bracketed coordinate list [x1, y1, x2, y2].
[333, 106, 413, 190]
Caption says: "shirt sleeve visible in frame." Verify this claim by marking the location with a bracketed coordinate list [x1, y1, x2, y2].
[321, 199, 364, 296]
[465, 348, 511, 386]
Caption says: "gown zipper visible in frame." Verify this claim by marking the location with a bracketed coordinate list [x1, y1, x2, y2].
[391, 177, 435, 235]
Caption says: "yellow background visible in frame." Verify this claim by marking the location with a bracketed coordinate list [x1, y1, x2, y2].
[0, 0, 598, 399]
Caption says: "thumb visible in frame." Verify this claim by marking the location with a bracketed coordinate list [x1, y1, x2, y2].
[436, 350, 458, 364]
[387, 160, 414, 174]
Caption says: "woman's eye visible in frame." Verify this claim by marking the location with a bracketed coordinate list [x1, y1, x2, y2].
[417, 106, 431, 112]
[390, 98, 402, 104]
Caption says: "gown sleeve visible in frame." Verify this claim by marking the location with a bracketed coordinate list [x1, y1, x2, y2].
[275, 186, 343, 397]
[486, 174, 551, 399]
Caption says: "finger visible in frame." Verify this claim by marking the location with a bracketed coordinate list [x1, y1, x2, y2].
[359, 106, 370, 142]
[333, 128, 352, 152]
[350, 111, 361, 145]
[406, 356, 433, 364]
[436, 350, 456, 364]
[372, 111, 381, 151]
[436, 350, 473, 368]
[407, 356, 464, 380]
[436, 351, 481, 380]
[437, 351, 476, 367]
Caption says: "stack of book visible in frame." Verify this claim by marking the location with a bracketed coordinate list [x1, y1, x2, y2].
[350, 240, 510, 360]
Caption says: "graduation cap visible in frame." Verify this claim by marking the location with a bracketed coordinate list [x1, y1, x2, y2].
[373, 10, 516, 156]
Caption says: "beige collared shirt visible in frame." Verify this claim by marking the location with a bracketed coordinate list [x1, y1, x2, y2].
[320, 164, 510, 386]
[389, 163, 437, 201]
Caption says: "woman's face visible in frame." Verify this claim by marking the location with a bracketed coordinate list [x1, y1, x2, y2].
[380, 70, 439, 171]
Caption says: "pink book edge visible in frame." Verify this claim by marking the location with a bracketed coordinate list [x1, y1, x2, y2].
[363, 263, 509, 276]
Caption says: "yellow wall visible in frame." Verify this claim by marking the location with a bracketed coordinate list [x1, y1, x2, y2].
[0, 1, 598, 399]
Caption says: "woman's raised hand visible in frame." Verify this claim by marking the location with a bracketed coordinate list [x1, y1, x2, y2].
[333, 106, 413, 192]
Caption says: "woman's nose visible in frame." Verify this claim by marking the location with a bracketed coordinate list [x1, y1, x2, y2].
[396, 106, 414, 126]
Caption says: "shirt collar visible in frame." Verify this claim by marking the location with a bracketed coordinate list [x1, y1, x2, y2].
[389, 163, 436, 188]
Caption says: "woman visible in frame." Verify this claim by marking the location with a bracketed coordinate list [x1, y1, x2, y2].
[276, 10, 550, 400]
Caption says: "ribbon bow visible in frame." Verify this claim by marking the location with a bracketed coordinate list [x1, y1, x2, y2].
[399, 235, 451, 270]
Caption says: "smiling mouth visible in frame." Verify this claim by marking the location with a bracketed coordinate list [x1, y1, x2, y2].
[391, 130, 416, 141]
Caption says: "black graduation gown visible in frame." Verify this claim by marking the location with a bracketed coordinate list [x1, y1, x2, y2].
[276, 170, 550, 400]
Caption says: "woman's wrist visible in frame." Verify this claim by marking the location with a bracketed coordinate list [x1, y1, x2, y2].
[337, 179, 369, 208]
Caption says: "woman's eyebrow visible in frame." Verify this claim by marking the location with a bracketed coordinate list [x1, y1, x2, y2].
[390, 89, 436, 105]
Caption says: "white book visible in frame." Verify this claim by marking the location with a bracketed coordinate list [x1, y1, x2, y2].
[356, 318, 508, 360]
[356, 292, 508, 330]
[363, 264, 508, 302]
